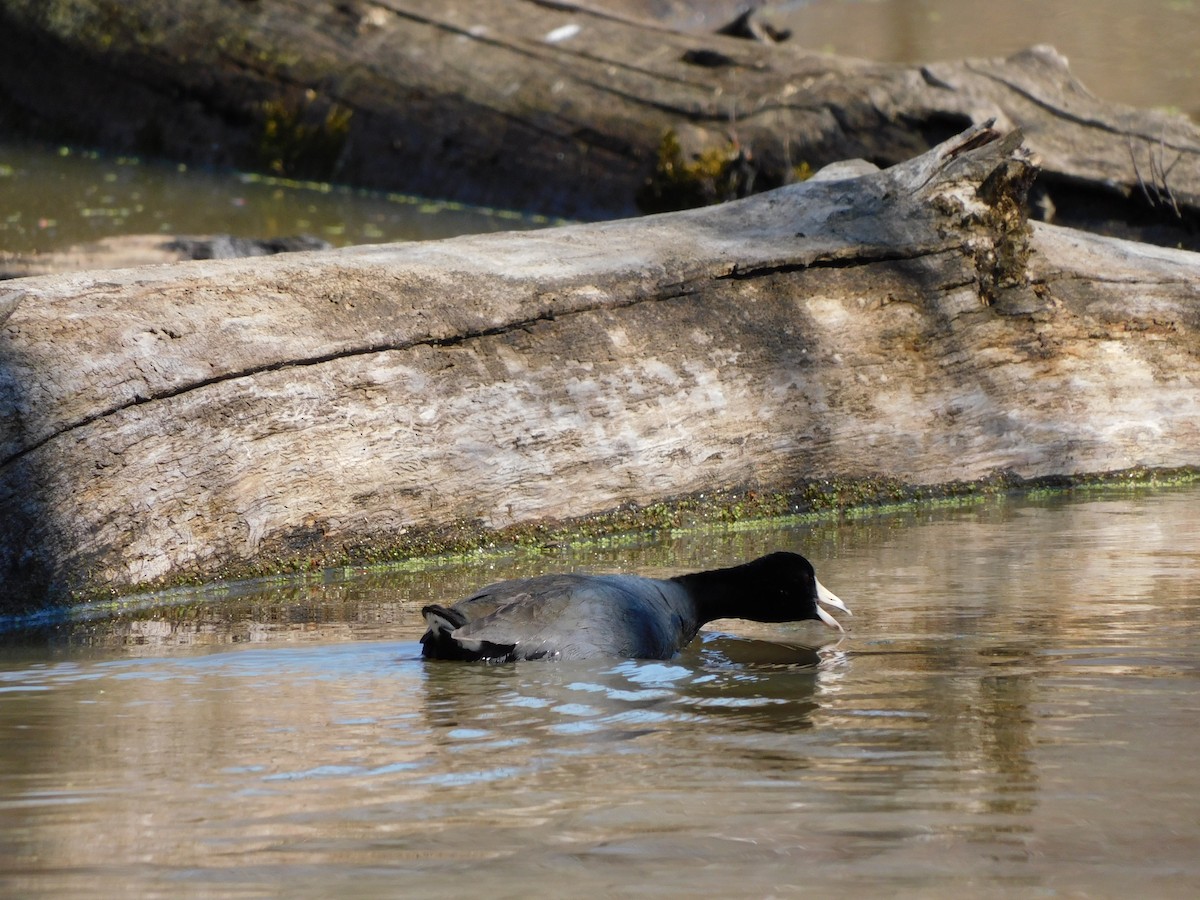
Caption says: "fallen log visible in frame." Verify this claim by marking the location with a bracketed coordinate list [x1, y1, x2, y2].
[1, 125, 1197, 612]
[0, 1, 1196, 245]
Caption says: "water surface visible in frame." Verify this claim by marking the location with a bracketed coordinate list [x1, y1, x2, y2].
[769, 0, 1199, 118]
[2, 486, 1198, 897]
[0, 140, 555, 256]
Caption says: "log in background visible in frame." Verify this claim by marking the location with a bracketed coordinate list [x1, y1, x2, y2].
[0, 0, 1197, 243]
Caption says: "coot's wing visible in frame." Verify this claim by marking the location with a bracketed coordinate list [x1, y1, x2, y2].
[420, 575, 589, 660]
[448, 575, 560, 623]
[449, 574, 679, 660]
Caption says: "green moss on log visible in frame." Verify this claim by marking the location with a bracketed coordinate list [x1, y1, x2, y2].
[257, 89, 353, 178]
[57, 465, 1200, 609]
[637, 130, 754, 213]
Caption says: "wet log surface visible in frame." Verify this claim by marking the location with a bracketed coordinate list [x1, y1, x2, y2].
[0, 1, 1196, 245]
[2, 126, 1197, 610]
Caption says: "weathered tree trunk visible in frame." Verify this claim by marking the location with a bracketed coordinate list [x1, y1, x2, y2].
[0, 1, 1196, 244]
[2, 125, 1198, 611]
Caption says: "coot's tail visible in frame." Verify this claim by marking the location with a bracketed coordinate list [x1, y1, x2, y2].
[420, 604, 516, 661]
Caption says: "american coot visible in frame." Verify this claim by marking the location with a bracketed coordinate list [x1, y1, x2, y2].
[420, 551, 850, 662]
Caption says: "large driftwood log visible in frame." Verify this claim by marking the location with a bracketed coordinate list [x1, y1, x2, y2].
[0, 1, 1196, 243]
[1, 126, 1198, 611]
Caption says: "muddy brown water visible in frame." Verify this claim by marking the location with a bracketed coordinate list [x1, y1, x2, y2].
[0, 141, 556, 256]
[771, 0, 1199, 118]
[2, 486, 1198, 897]
[2, 4, 1198, 894]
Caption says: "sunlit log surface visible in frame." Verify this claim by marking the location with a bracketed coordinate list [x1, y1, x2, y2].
[1, 126, 1197, 610]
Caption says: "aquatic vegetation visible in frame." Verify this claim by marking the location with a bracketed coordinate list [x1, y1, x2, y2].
[63, 465, 1200, 608]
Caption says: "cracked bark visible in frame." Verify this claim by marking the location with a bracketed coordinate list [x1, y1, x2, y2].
[2, 124, 1198, 610]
